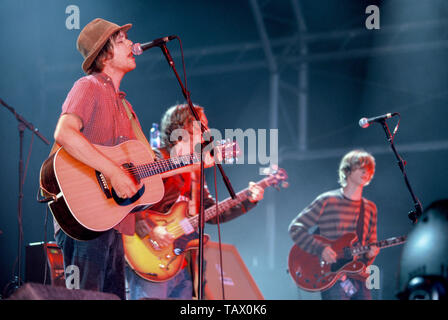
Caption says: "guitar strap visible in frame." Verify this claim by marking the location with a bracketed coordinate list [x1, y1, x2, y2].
[121, 99, 156, 159]
[356, 199, 365, 245]
[40, 100, 155, 200]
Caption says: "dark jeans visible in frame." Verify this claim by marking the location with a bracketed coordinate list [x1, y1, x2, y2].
[55, 229, 126, 300]
[125, 265, 193, 300]
[321, 277, 372, 300]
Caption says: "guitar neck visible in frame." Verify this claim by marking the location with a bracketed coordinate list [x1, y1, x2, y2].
[351, 235, 407, 256]
[137, 153, 201, 179]
[134, 142, 236, 179]
[189, 178, 275, 228]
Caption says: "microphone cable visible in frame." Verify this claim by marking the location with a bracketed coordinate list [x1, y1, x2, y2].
[213, 163, 226, 300]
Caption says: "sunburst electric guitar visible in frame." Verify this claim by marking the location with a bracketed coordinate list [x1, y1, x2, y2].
[288, 233, 406, 292]
[39, 139, 238, 240]
[123, 167, 289, 282]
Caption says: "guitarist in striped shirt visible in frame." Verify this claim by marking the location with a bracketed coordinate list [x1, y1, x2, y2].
[289, 150, 379, 300]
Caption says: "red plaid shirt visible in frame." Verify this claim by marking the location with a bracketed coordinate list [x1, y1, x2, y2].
[54, 72, 141, 235]
[61, 72, 139, 146]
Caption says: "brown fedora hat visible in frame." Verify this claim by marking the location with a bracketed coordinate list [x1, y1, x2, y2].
[77, 18, 132, 74]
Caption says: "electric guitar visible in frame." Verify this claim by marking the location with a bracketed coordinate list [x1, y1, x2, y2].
[39, 139, 238, 240]
[123, 167, 288, 282]
[288, 233, 406, 292]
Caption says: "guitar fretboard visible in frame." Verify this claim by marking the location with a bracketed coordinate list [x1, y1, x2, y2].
[134, 153, 201, 179]
[189, 179, 275, 228]
[130, 142, 237, 179]
[351, 235, 407, 256]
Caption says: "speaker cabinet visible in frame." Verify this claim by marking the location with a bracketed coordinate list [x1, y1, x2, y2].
[203, 241, 264, 300]
[25, 242, 65, 287]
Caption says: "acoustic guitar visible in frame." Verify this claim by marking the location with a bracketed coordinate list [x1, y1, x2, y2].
[39, 139, 238, 240]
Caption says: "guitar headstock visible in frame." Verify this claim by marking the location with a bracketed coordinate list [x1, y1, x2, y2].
[261, 165, 289, 189]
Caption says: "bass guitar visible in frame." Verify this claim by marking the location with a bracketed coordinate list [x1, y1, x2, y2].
[123, 167, 288, 282]
[39, 139, 238, 240]
[288, 233, 406, 292]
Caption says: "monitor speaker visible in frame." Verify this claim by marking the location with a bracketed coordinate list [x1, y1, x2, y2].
[203, 241, 264, 300]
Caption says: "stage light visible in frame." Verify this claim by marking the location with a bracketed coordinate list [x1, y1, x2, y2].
[397, 199, 448, 300]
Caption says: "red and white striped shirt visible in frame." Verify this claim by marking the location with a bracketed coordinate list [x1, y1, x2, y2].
[289, 189, 377, 260]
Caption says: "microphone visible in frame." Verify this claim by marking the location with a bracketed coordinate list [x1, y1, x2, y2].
[132, 35, 176, 55]
[359, 112, 398, 128]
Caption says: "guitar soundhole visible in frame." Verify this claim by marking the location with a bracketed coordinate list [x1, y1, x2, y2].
[122, 162, 141, 184]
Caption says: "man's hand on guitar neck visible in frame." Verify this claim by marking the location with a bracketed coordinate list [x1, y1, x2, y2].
[366, 245, 379, 259]
[248, 182, 264, 203]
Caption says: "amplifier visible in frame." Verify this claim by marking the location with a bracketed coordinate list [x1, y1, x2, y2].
[25, 242, 65, 287]
[203, 241, 264, 300]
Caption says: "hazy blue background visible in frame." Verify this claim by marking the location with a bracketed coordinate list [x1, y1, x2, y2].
[1, 0, 447, 299]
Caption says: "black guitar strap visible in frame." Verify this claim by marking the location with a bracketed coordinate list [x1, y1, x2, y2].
[356, 199, 365, 244]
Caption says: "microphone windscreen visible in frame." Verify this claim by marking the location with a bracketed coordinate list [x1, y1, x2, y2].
[131, 43, 143, 56]
[359, 118, 369, 128]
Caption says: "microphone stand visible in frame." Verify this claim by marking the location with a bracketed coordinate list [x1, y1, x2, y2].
[378, 118, 422, 223]
[0, 98, 50, 291]
[158, 43, 237, 299]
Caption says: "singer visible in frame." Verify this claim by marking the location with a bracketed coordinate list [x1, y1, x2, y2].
[50, 18, 153, 300]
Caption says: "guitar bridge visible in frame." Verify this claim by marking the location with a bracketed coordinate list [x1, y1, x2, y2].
[95, 171, 112, 199]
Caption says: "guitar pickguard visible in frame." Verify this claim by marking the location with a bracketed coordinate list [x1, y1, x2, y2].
[331, 258, 353, 273]
[172, 231, 200, 255]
